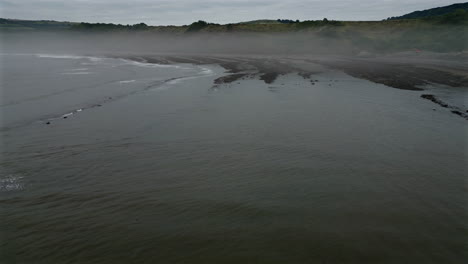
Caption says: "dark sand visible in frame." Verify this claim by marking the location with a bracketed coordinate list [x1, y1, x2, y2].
[117, 53, 468, 119]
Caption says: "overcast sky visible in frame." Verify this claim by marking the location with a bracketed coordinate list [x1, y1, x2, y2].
[0, 0, 464, 25]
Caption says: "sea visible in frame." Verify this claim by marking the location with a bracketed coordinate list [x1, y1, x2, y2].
[1, 52, 466, 263]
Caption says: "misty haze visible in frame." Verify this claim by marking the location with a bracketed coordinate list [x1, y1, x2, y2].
[1, 1, 467, 264]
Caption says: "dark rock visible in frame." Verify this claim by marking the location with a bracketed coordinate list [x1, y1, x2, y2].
[298, 72, 313, 79]
[421, 94, 449, 108]
[317, 60, 466, 91]
[421, 94, 436, 100]
[214, 73, 248, 84]
[260, 73, 280, 84]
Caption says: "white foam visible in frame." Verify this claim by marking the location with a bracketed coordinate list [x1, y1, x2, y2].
[167, 79, 182, 85]
[121, 59, 182, 69]
[36, 54, 103, 62]
[199, 67, 214, 75]
[0, 53, 33, 56]
[69, 68, 89, 71]
[0, 174, 24, 191]
[37, 54, 85, 59]
[61, 72, 92, 75]
[88, 57, 102, 62]
[119, 80, 136, 84]
[166, 75, 202, 85]
[164, 67, 216, 86]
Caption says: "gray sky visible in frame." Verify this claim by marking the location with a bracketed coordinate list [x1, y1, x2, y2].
[0, 0, 464, 25]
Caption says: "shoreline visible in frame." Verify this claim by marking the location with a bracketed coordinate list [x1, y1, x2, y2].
[119, 53, 468, 120]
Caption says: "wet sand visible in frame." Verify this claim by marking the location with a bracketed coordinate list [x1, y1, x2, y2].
[118, 53, 468, 119]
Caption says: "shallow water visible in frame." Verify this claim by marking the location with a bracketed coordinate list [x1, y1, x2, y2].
[1, 53, 467, 264]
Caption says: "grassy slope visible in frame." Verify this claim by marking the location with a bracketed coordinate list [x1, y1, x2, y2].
[389, 2, 468, 19]
[0, 18, 77, 31]
[1, 9, 467, 53]
[191, 17, 467, 52]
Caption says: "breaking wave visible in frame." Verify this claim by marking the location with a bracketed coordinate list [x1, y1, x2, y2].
[36, 54, 103, 62]
[0, 174, 25, 192]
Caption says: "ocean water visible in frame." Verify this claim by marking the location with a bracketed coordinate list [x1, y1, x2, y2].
[1, 53, 467, 264]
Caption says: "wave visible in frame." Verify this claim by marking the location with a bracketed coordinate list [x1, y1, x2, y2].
[199, 67, 214, 75]
[166, 76, 200, 85]
[119, 59, 183, 69]
[36, 54, 103, 61]
[0, 174, 24, 192]
[61, 72, 93, 75]
[119, 80, 136, 84]
[0, 53, 35, 56]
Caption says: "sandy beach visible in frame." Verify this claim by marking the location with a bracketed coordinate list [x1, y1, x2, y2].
[118, 53, 468, 119]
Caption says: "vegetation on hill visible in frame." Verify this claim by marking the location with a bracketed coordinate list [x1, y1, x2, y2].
[72, 22, 150, 31]
[428, 8, 468, 23]
[186, 20, 222, 32]
[0, 18, 75, 30]
[388, 2, 468, 20]
[277, 19, 300, 24]
[237, 20, 281, 25]
[1, 4, 467, 53]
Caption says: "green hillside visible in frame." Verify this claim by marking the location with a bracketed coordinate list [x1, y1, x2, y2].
[237, 20, 281, 25]
[0, 18, 76, 31]
[1, 3, 467, 53]
[388, 2, 468, 20]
